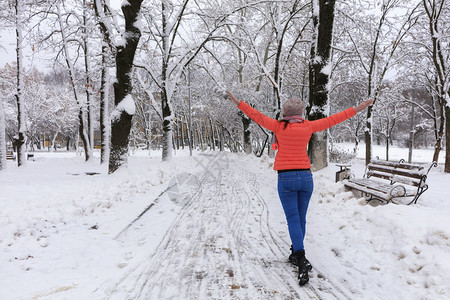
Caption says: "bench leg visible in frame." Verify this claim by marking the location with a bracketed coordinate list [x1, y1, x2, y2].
[363, 192, 386, 205]
[407, 185, 429, 205]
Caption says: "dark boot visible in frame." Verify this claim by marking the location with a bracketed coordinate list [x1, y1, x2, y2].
[293, 250, 309, 286]
[289, 245, 312, 271]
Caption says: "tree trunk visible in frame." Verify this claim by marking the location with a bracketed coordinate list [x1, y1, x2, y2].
[77, 107, 90, 160]
[242, 115, 251, 154]
[161, 87, 173, 160]
[172, 133, 176, 151]
[220, 127, 224, 151]
[199, 122, 204, 151]
[160, 1, 173, 161]
[424, 0, 448, 171]
[0, 100, 6, 170]
[210, 119, 215, 151]
[15, 0, 26, 166]
[307, 0, 336, 170]
[432, 132, 443, 163]
[445, 106, 450, 173]
[177, 119, 182, 150]
[364, 106, 373, 165]
[353, 137, 359, 154]
[430, 92, 446, 163]
[83, 1, 94, 150]
[180, 116, 185, 150]
[100, 44, 110, 164]
[353, 121, 361, 153]
[386, 137, 389, 161]
[178, 120, 182, 150]
[408, 103, 415, 163]
[108, 0, 143, 173]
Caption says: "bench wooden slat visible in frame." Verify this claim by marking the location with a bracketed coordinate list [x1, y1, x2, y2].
[368, 164, 424, 179]
[371, 160, 424, 170]
[391, 175, 422, 187]
[367, 170, 423, 187]
[344, 181, 392, 201]
[366, 170, 392, 181]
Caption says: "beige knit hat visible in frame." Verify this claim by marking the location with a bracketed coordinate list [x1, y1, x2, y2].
[283, 97, 304, 117]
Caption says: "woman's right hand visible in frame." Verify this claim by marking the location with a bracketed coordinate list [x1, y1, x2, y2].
[354, 98, 374, 113]
[226, 91, 241, 106]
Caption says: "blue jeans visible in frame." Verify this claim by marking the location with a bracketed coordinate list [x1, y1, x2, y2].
[277, 170, 314, 252]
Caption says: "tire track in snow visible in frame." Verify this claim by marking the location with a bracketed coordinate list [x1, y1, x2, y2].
[102, 154, 352, 299]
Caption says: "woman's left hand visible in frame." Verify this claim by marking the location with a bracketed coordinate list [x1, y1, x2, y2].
[226, 91, 241, 106]
[354, 98, 374, 113]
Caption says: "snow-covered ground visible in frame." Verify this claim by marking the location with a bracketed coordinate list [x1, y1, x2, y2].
[0, 144, 449, 299]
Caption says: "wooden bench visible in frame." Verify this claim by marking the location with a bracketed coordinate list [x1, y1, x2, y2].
[6, 151, 16, 160]
[343, 159, 437, 205]
[5, 151, 34, 161]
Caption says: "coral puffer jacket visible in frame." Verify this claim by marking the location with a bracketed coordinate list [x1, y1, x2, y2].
[237, 101, 356, 170]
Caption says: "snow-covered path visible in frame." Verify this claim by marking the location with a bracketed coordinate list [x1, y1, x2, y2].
[97, 153, 350, 299]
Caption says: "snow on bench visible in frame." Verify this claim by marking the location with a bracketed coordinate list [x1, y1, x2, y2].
[344, 159, 437, 205]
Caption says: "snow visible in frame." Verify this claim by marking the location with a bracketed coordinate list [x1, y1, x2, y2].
[0, 145, 449, 299]
[321, 62, 332, 76]
[133, 17, 143, 32]
[110, 94, 136, 122]
[313, 55, 323, 64]
[312, 0, 319, 17]
[119, 94, 136, 115]
[309, 104, 330, 116]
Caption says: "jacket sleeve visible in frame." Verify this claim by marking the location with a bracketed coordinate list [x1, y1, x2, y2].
[309, 108, 356, 133]
[237, 101, 279, 132]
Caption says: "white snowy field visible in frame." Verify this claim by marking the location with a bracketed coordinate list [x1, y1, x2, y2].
[0, 144, 449, 300]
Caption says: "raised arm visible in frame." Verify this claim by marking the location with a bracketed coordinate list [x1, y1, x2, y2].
[226, 91, 279, 132]
[309, 99, 374, 133]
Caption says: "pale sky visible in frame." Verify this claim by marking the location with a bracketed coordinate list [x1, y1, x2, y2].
[0, 28, 52, 71]
[0, 0, 122, 72]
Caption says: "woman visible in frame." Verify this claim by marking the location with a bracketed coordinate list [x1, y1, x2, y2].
[226, 91, 373, 286]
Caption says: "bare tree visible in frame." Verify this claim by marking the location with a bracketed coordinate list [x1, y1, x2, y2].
[81, 0, 95, 150]
[336, 0, 421, 164]
[376, 94, 408, 161]
[13, 0, 27, 166]
[136, 0, 234, 160]
[423, 0, 449, 172]
[54, 2, 93, 161]
[94, 0, 114, 164]
[217, 1, 310, 155]
[95, 0, 144, 173]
